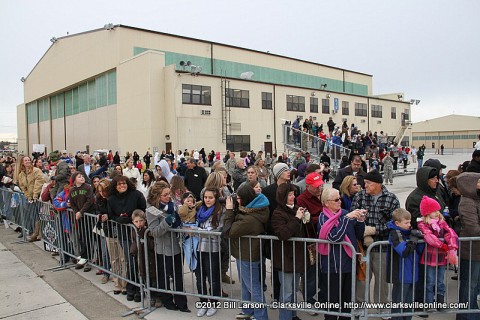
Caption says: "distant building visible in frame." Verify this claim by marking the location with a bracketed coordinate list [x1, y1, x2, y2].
[409, 114, 480, 149]
[17, 24, 411, 156]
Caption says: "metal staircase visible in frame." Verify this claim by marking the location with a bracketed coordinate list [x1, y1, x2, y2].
[282, 124, 351, 175]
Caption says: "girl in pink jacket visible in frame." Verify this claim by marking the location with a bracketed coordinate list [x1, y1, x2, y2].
[417, 196, 458, 307]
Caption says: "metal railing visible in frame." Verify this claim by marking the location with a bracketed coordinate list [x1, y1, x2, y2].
[2, 187, 480, 319]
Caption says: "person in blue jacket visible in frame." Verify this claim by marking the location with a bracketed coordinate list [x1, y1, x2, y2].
[387, 208, 424, 320]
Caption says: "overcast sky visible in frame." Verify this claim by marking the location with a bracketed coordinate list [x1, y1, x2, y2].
[1, 0, 479, 141]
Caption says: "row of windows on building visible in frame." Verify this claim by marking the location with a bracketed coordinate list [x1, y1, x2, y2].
[182, 84, 409, 119]
[412, 134, 478, 141]
[26, 70, 117, 125]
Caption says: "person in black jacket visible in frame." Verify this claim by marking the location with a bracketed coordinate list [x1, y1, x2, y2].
[332, 155, 366, 190]
[184, 158, 208, 200]
[107, 175, 146, 300]
[94, 178, 112, 284]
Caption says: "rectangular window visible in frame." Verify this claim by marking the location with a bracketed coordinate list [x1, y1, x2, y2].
[404, 109, 410, 120]
[87, 80, 96, 111]
[262, 92, 273, 109]
[322, 99, 330, 114]
[342, 101, 349, 115]
[286, 95, 305, 112]
[226, 135, 250, 152]
[371, 104, 382, 118]
[310, 97, 318, 113]
[78, 84, 88, 113]
[182, 84, 212, 105]
[391, 107, 396, 119]
[355, 103, 367, 117]
[226, 88, 249, 108]
[96, 74, 107, 108]
[107, 70, 117, 105]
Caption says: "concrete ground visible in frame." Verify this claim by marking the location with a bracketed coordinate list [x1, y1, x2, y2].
[0, 150, 476, 320]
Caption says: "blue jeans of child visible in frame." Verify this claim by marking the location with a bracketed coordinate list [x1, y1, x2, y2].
[236, 260, 268, 320]
[278, 271, 300, 320]
[425, 265, 445, 303]
[391, 283, 413, 320]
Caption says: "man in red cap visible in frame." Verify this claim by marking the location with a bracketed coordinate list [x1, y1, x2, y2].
[296, 172, 325, 310]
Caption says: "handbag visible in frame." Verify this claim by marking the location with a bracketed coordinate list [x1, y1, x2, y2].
[356, 240, 367, 281]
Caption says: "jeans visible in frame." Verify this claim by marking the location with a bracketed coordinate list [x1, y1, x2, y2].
[236, 260, 268, 320]
[302, 263, 319, 303]
[425, 265, 445, 303]
[391, 283, 413, 320]
[418, 159, 423, 168]
[195, 251, 221, 303]
[278, 271, 300, 320]
[457, 259, 480, 320]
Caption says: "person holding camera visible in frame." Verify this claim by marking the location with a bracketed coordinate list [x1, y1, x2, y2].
[222, 184, 270, 320]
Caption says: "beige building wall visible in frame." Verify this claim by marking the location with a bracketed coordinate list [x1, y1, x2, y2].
[117, 50, 166, 155]
[410, 115, 480, 149]
[25, 29, 120, 103]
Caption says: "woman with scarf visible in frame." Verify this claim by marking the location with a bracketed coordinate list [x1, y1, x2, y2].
[222, 184, 269, 320]
[146, 181, 190, 313]
[194, 187, 225, 317]
[271, 182, 316, 320]
[317, 187, 365, 320]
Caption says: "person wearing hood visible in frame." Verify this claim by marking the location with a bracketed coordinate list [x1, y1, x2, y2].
[423, 159, 450, 207]
[158, 159, 174, 183]
[466, 149, 480, 173]
[405, 166, 446, 229]
[222, 184, 269, 320]
[271, 182, 315, 320]
[456, 172, 480, 320]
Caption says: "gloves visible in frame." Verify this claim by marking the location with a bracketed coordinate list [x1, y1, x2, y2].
[364, 226, 376, 236]
[165, 214, 176, 226]
[409, 230, 423, 244]
[440, 243, 449, 253]
[447, 250, 458, 265]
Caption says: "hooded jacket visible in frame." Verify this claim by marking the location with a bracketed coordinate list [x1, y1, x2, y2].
[222, 193, 269, 262]
[159, 159, 174, 183]
[17, 167, 45, 201]
[387, 221, 423, 284]
[457, 172, 480, 260]
[405, 166, 446, 229]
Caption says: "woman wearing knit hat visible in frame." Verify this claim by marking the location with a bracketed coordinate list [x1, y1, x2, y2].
[417, 196, 458, 310]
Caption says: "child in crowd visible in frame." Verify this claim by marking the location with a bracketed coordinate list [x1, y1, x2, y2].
[388, 208, 424, 320]
[417, 196, 458, 310]
[130, 210, 159, 306]
[369, 153, 379, 172]
[178, 192, 202, 224]
[195, 188, 225, 317]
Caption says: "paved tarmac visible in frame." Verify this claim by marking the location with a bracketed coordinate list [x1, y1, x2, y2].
[0, 151, 476, 320]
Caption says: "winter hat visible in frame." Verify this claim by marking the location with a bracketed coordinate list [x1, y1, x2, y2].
[49, 150, 61, 162]
[419, 196, 441, 217]
[364, 170, 383, 184]
[297, 163, 308, 179]
[427, 168, 438, 179]
[273, 163, 289, 180]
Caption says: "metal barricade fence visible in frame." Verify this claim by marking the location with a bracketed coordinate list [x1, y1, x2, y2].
[363, 238, 480, 319]
[143, 226, 359, 319]
[0, 188, 36, 242]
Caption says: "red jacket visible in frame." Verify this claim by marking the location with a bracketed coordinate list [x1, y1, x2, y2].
[418, 220, 458, 266]
[296, 190, 323, 231]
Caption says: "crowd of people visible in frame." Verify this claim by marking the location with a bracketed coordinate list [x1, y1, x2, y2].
[0, 138, 480, 320]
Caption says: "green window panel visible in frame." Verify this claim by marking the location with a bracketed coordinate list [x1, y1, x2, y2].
[88, 80, 96, 111]
[26, 101, 38, 124]
[72, 87, 79, 115]
[51, 96, 57, 120]
[96, 74, 107, 108]
[39, 98, 50, 122]
[107, 70, 117, 105]
[133, 46, 369, 96]
[79, 83, 88, 113]
[57, 93, 65, 118]
[65, 90, 73, 116]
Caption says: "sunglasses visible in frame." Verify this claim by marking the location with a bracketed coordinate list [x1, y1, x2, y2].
[328, 198, 341, 202]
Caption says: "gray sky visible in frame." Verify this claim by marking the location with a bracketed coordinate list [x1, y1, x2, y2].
[1, 0, 479, 141]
